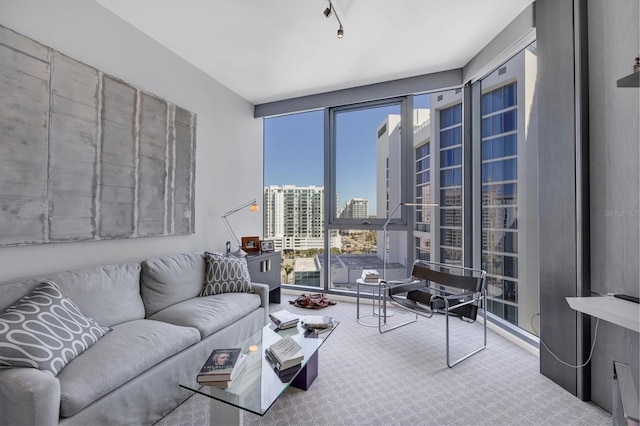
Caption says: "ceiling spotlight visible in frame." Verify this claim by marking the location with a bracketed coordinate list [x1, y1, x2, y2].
[324, 1, 344, 39]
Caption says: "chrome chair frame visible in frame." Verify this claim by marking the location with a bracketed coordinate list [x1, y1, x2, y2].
[378, 260, 487, 368]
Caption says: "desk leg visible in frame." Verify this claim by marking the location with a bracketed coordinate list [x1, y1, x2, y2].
[291, 351, 318, 391]
[210, 399, 243, 426]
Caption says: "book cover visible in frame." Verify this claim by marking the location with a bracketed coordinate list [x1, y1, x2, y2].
[198, 355, 248, 385]
[361, 269, 380, 282]
[198, 348, 242, 377]
[301, 315, 334, 329]
[269, 310, 299, 326]
[265, 347, 303, 371]
[267, 336, 303, 367]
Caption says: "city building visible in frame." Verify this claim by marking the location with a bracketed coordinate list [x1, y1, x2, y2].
[338, 198, 369, 219]
[263, 185, 325, 251]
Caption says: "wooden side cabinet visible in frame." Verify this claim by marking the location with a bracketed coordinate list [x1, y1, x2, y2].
[246, 251, 281, 303]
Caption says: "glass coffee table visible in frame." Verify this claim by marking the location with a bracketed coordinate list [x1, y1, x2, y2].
[180, 319, 338, 426]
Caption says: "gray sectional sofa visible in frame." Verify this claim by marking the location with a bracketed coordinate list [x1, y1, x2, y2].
[0, 251, 269, 426]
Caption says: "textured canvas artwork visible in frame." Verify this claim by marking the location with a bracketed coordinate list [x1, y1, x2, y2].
[0, 25, 196, 246]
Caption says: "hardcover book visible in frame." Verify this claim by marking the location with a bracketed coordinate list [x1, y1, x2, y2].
[197, 356, 248, 387]
[361, 269, 380, 282]
[198, 348, 243, 379]
[301, 315, 334, 329]
[269, 310, 299, 329]
[265, 347, 303, 371]
[266, 336, 303, 370]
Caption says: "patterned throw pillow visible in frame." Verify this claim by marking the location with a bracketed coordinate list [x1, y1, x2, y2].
[0, 280, 110, 375]
[200, 252, 253, 296]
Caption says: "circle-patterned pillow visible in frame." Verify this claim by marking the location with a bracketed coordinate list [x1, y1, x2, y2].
[0, 280, 110, 375]
[200, 252, 253, 296]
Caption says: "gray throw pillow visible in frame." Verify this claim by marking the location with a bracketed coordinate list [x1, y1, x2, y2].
[200, 252, 253, 296]
[0, 280, 110, 375]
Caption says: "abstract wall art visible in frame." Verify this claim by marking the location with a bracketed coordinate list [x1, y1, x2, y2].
[0, 25, 196, 246]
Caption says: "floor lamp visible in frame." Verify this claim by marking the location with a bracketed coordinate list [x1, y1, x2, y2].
[382, 202, 438, 281]
[222, 199, 259, 257]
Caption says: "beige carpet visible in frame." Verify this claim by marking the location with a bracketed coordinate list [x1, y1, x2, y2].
[155, 294, 611, 426]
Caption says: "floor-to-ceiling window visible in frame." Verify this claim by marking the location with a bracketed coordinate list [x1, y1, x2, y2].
[412, 90, 464, 266]
[414, 93, 432, 261]
[478, 42, 538, 332]
[327, 100, 410, 289]
[263, 110, 324, 287]
[261, 16, 537, 347]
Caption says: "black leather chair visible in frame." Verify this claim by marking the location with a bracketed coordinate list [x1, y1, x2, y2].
[378, 260, 487, 367]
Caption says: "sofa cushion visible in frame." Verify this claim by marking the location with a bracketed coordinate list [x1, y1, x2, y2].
[141, 252, 206, 316]
[149, 293, 261, 339]
[57, 319, 200, 417]
[0, 263, 145, 328]
[0, 280, 110, 375]
[200, 252, 252, 297]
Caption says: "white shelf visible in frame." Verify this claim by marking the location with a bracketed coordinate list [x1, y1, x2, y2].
[566, 296, 640, 332]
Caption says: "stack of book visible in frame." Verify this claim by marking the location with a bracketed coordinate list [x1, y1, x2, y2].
[264, 336, 304, 377]
[301, 315, 335, 334]
[361, 269, 380, 283]
[197, 348, 247, 388]
[269, 309, 299, 330]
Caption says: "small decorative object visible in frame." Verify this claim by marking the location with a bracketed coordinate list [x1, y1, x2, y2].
[260, 240, 274, 252]
[634, 56, 640, 73]
[241, 236, 260, 253]
[289, 293, 337, 309]
[225, 241, 231, 256]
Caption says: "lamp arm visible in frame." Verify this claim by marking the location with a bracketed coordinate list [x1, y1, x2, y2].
[222, 216, 240, 247]
[222, 199, 257, 217]
[382, 202, 437, 281]
[382, 202, 404, 281]
[221, 198, 258, 247]
[383, 202, 404, 232]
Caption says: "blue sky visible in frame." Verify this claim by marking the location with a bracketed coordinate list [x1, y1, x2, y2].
[264, 95, 431, 216]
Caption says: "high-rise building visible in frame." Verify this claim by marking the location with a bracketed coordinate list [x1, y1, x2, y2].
[339, 198, 369, 219]
[263, 185, 325, 251]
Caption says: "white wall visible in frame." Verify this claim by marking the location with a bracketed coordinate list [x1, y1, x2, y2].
[0, 0, 263, 281]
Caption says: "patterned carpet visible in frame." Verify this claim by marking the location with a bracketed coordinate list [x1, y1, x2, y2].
[155, 294, 611, 426]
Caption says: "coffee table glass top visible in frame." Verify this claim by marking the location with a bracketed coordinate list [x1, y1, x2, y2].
[179, 320, 338, 417]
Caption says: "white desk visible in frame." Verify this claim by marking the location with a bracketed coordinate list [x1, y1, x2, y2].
[567, 296, 639, 424]
[566, 295, 639, 333]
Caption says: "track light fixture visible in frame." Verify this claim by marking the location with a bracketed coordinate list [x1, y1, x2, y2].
[323, 0, 344, 39]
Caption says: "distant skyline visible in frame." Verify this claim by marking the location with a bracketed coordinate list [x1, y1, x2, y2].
[264, 94, 431, 216]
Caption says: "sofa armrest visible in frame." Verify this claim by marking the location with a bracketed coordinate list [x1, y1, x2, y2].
[252, 282, 270, 324]
[0, 368, 60, 426]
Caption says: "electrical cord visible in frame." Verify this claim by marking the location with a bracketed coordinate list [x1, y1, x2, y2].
[530, 312, 600, 369]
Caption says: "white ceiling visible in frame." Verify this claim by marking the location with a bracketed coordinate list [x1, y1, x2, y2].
[97, 0, 534, 105]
